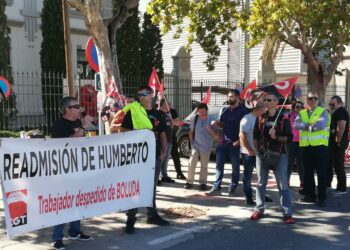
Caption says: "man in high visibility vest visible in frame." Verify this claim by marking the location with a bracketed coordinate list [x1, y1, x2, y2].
[294, 91, 329, 207]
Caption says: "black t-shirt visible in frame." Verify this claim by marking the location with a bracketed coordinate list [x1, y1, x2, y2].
[253, 111, 292, 153]
[52, 118, 82, 138]
[170, 108, 179, 136]
[330, 107, 349, 148]
[170, 108, 178, 119]
[121, 108, 166, 156]
[160, 110, 173, 143]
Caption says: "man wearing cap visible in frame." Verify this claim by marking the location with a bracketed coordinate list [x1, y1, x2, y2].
[294, 91, 330, 207]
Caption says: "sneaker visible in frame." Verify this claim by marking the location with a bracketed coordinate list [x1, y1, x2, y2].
[228, 187, 236, 196]
[184, 183, 193, 189]
[52, 240, 65, 250]
[330, 189, 348, 196]
[246, 198, 256, 206]
[199, 184, 208, 191]
[250, 211, 264, 221]
[161, 177, 175, 183]
[206, 186, 221, 196]
[147, 215, 170, 226]
[299, 196, 316, 203]
[176, 173, 187, 180]
[125, 218, 136, 234]
[265, 196, 273, 202]
[283, 215, 295, 224]
[68, 232, 93, 241]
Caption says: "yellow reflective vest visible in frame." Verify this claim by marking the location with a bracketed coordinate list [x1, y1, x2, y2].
[299, 106, 330, 147]
[122, 102, 153, 130]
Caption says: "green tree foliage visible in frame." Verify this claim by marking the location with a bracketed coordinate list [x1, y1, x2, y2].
[148, 0, 238, 71]
[40, 0, 65, 130]
[0, 0, 16, 130]
[112, 0, 141, 87]
[140, 13, 163, 79]
[237, 0, 350, 97]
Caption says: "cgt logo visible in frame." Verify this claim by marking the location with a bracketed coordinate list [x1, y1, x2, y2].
[6, 190, 28, 227]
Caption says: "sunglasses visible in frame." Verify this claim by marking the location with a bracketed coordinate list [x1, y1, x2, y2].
[329, 103, 336, 107]
[307, 97, 318, 101]
[295, 105, 303, 109]
[68, 104, 80, 109]
[138, 92, 150, 97]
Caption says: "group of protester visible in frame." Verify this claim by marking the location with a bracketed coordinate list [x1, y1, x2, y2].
[49, 86, 348, 249]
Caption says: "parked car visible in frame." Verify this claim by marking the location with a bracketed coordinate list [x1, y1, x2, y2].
[176, 105, 225, 158]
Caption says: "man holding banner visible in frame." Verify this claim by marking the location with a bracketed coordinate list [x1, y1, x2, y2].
[120, 85, 169, 234]
[51, 96, 94, 250]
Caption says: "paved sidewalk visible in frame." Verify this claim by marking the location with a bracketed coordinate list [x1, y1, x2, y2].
[1, 159, 350, 250]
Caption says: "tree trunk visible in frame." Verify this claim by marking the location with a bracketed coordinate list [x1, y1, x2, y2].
[307, 63, 329, 102]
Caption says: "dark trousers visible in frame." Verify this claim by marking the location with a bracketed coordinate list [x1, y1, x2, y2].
[302, 146, 328, 201]
[328, 145, 347, 191]
[126, 158, 161, 220]
[171, 134, 183, 175]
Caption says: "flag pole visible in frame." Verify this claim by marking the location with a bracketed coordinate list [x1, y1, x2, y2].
[273, 97, 288, 127]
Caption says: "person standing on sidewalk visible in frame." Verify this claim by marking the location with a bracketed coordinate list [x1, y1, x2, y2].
[294, 91, 329, 207]
[327, 95, 349, 195]
[207, 89, 247, 195]
[169, 103, 187, 180]
[239, 100, 266, 205]
[250, 93, 295, 224]
[159, 99, 176, 183]
[184, 103, 217, 191]
[51, 96, 94, 250]
[120, 85, 169, 234]
[285, 101, 304, 192]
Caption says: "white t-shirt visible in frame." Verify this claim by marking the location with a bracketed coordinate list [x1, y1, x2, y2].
[239, 112, 257, 154]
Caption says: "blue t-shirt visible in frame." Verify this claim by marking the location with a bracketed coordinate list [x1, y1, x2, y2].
[220, 105, 247, 144]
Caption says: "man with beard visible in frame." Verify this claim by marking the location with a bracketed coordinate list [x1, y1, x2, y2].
[207, 89, 247, 195]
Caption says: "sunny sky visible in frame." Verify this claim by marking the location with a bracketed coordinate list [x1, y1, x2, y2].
[139, 0, 149, 13]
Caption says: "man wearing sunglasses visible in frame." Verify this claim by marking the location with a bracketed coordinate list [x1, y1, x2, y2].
[120, 85, 169, 234]
[327, 95, 348, 196]
[251, 93, 294, 223]
[294, 91, 329, 207]
[51, 97, 94, 249]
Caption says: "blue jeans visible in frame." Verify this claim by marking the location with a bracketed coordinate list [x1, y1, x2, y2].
[52, 221, 80, 241]
[212, 143, 240, 190]
[161, 142, 172, 178]
[255, 153, 293, 216]
[242, 154, 256, 199]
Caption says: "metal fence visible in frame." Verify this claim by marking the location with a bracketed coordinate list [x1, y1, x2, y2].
[0, 71, 242, 135]
[1, 71, 345, 136]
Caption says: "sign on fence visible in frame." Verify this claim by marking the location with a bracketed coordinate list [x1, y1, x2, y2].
[0, 130, 155, 239]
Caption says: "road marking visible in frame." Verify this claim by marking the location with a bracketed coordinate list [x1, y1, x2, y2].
[147, 225, 208, 247]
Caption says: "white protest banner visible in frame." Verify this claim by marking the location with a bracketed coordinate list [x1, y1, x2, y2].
[0, 129, 155, 239]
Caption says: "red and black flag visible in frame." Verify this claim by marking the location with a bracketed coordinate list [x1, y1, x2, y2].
[258, 77, 298, 98]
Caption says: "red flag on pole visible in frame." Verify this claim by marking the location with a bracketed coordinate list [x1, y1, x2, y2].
[106, 76, 119, 98]
[240, 80, 257, 100]
[148, 68, 161, 92]
[201, 86, 211, 104]
[258, 77, 298, 98]
[157, 80, 165, 99]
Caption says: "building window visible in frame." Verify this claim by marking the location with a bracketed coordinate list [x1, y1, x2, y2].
[77, 49, 95, 79]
